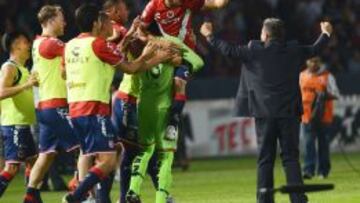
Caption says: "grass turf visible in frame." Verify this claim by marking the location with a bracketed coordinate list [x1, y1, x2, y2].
[2, 153, 360, 203]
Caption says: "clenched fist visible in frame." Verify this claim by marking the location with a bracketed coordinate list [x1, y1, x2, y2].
[320, 21, 333, 37]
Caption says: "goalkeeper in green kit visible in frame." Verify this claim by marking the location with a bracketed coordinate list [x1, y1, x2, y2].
[123, 22, 204, 203]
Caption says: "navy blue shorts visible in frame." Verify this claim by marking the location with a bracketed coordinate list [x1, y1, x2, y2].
[112, 98, 138, 144]
[37, 107, 79, 153]
[174, 65, 191, 81]
[71, 115, 116, 156]
[1, 125, 37, 163]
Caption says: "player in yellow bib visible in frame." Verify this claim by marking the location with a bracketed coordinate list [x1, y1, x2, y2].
[0, 31, 38, 198]
[24, 5, 81, 203]
[62, 4, 179, 203]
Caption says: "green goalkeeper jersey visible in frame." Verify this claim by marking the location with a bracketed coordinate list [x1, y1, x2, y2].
[137, 35, 204, 109]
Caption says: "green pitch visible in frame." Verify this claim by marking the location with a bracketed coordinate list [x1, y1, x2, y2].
[3, 153, 360, 203]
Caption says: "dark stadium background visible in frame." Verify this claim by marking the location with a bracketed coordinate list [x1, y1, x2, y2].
[1, 0, 359, 78]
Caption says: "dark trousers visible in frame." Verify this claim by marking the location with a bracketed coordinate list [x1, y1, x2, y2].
[303, 123, 331, 177]
[255, 117, 308, 203]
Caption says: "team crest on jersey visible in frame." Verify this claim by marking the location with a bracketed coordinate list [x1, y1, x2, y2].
[149, 66, 161, 78]
[166, 10, 175, 18]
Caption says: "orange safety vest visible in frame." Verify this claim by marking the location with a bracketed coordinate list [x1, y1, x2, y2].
[300, 70, 334, 124]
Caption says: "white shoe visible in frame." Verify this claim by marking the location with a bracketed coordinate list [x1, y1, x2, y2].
[61, 195, 69, 203]
[165, 125, 178, 140]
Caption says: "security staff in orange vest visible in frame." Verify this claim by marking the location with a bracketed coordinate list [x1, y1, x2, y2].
[300, 56, 339, 179]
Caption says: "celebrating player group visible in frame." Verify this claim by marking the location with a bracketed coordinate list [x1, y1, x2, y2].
[0, 0, 230, 202]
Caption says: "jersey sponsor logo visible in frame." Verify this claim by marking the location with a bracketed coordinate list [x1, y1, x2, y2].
[67, 81, 86, 89]
[66, 46, 90, 64]
[155, 11, 181, 25]
[71, 46, 80, 57]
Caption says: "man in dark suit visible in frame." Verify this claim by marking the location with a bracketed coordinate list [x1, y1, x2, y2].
[200, 18, 333, 203]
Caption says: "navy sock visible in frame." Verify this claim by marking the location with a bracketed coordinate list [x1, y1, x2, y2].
[169, 94, 186, 125]
[120, 149, 136, 203]
[0, 171, 13, 197]
[24, 187, 42, 203]
[95, 171, 114, 203]
[71, 167, 105, 201]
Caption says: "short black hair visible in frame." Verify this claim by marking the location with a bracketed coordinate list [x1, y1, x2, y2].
[75, 3, 101, 32]
[1, 31, 29, 53]
[262, 18, 285, 41]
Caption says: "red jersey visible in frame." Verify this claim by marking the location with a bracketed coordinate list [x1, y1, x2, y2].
[111, 21, 128, 44]
[141, 0, 205, 50]
[36, 35, 65, 59]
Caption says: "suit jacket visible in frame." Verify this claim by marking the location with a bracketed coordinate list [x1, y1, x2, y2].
[208, 34, 330, 118]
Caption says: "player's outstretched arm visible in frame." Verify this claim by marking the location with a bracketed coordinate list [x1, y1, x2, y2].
[200, 22, 250, 59]
[0, 64, 37, 100]
[118, 16, 142, 52]
[203, 0, 230, 9]
[301, 21, 332, 59]
[115, 41, 176, 74]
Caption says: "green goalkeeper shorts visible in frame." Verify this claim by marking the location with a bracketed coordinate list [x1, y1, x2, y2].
[137, 106, 177, 151]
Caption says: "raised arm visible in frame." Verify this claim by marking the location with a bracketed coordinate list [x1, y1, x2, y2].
[203, 0, 230, 9]
[301, 22, 332, 59]
[118, 16, 142, 52]
[200, 22, 250, 59]
[0, 64, 37, 100]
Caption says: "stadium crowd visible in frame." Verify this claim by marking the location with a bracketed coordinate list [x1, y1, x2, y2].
[0, 0, 359, 77]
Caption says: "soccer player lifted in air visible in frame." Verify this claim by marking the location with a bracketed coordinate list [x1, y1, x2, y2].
[125, 23, 204, 203]
[0, 32, 38, 198]
[62, 4, 178, 203]
[23, 5, 80, 203]
[140, 0, 230, 139]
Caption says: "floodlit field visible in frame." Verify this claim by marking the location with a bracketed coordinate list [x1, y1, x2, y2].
[3, 153, 360, 203]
